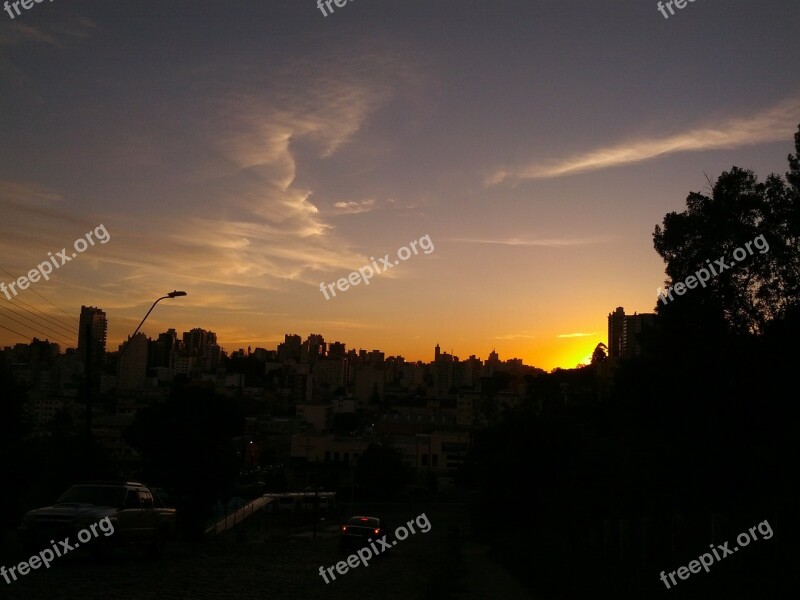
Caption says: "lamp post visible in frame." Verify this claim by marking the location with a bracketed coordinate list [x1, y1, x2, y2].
[118, 290, 187, 358]
[84, 290, 187, 450]
[115, 290, 186, 402]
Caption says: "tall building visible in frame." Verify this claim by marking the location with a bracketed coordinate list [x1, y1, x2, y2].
[328, 341, 346, 358]
[118, 332, 149, 390]
[607, 307, 626, 359]
[77, 306, 107, 372]
[182, 328, 216, 355]
[367, 349, 385, 366]
[301, 334, 325, 364]
[307, 333, 326, 356]
[278, 334, 301, 362]
[608, 306, 657, 359]
[153, 328, 178, 368]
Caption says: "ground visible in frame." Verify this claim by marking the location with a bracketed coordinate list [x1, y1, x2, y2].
[2, 504, 538, 600]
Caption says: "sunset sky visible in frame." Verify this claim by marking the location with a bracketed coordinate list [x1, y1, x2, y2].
[1, 0, 798, 370]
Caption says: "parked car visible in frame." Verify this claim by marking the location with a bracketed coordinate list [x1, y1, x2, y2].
[19, 481, 176, 557]
[339, 515, 392, 551]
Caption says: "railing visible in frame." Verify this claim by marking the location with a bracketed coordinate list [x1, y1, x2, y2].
[205, 496, 273, 536]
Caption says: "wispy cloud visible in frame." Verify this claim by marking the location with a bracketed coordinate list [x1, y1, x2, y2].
[0, 54, 408, 316]
[492, 332, 537, 340]
[333, 199, 376, 214]
[488, 97, 800, 183]
[0, 24, 60, 47]
[557, 332, 597, 339]
[0, 18, 96, 48]
[447, 236, 606, 247]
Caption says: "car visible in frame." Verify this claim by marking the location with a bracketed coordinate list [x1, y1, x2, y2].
[339, 515, 393, 551]
[19, 481, 176, 557]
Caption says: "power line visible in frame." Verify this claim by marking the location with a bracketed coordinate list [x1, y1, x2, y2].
[3, 294, 77, 335]
[0, 301, 77, 347]
[1, 296, 77, 339]
[0, 266, 79, 326]
[0, 306, 74, 347]
[0, 322, 32, 341]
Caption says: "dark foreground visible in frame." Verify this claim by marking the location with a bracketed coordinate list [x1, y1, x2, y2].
[1, 504, 537, 600]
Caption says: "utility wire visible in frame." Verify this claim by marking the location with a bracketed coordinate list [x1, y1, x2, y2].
[0, 301, 77, 347]
[2, 294, 77, 335]
[0, 266, 79, 326]
[0, 306, 74, 347]
[0, 322, 32, 341]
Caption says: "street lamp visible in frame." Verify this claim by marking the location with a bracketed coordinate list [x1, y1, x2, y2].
[85, 290, 186, 441]
[118, 290, 187, 357]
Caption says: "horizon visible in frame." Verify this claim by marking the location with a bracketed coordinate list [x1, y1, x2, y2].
[2, 0, 798, 371]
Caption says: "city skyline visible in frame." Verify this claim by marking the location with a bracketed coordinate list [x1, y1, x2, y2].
[2, 1, 798, 370]
[11, 314, 584, 370]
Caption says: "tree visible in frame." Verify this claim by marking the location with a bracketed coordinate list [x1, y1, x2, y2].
[354, 443, 411, 500]
[590, 342, 607, 365]
[652, 124, 800, 335]
[124, 382, 245, 538]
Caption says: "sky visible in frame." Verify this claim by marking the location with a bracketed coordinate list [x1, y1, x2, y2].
[1, 0, 799, 370]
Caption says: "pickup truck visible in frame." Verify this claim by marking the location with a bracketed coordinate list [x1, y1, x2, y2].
[19, 481, 176, 557]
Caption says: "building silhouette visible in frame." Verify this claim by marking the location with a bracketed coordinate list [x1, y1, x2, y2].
[117, 332, 148, 390]
[77, 305, 107, 372]
[607, 306, 657, 359]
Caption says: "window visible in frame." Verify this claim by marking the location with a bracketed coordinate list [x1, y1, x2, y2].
[325, 451, 331, 461]
[138, 491, 154, 509]
[421, 454, 428, 466]
[124, 491, 140, 509]
[432, 454, 438, 467]
[334, 451, 340, 461]
[57, 486, 124, 509]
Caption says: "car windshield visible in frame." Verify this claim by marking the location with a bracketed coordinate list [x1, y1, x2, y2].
[56, 486, 124, 508]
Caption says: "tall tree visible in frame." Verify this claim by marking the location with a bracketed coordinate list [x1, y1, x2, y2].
[125, 382, 245, 538]
[653, 124, 800, 335]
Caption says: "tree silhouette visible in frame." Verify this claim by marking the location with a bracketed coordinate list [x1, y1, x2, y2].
[653, 124, 800, 334]
[125, 382, 245, 538]
[354, 443, 411, 500]
[590, 342, 607, 365]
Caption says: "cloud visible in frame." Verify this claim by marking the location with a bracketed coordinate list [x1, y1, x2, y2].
[5, 53, 418, 307]
[0, 24, 60, 48]
[0, 17, 97, 107]
[0, 180, 64, 206]
[0, 45, 425, 348]
[0, 18, 96, 48]
[333, 199, 376, 214]
[492, 332, 537, 340]
[447, 236, 606, 247]
[557, 332, 597, 338]
[488, 97, 800, 183]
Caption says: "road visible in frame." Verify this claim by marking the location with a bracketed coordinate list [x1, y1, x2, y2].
[2, 505, 536, 600]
